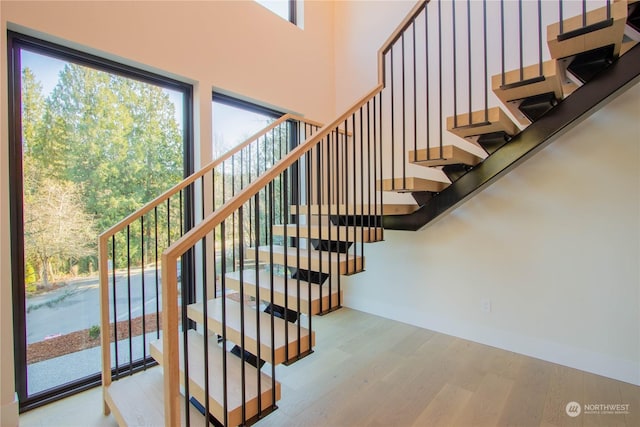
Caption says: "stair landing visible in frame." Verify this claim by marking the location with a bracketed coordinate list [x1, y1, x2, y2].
[105, 368, 207, 427]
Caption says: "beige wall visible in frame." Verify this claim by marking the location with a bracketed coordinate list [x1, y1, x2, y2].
[0, 1, 336, 423]
[335, 1, 640, 386]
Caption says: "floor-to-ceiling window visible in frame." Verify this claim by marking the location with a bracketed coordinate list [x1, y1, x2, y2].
[8, 32, 193, 410]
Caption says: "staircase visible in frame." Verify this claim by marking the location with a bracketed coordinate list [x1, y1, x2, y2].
[99, 1, 640, 425]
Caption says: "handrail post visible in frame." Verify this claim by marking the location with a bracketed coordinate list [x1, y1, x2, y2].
[161, 254, 180, 427]
[98, 235, 111, 415]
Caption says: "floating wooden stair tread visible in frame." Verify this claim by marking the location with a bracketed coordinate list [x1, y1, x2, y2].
[105, 368, 207, 427]
[226, 269, 340, 315]
[492, 60, 564, 125]
[186, 298, 315, 365]
[547, 1, 628, 59]
[408, 145, 483, 167]
[291, 204, 419, 216]
[149, 330, 280, 427]
[272, 224, 383, 243]
[378, 177, 449, 193]
[245, 245, 364, 275]
[446, 107, 519, 139]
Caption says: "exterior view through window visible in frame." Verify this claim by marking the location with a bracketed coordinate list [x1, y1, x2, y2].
[10, 35, 191, 408]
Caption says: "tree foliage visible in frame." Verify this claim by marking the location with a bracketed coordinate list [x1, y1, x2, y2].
[21, 62, 184, 285]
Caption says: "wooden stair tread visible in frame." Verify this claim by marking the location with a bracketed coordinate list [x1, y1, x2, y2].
[245, 245, 364, 275]
[149, 330, 280, 427]
[272, 224, 383, 243]
[446, 107, 519, 139]
[105, 368, 207, 427]
[378, 177, 449, 193]
[291, 204, 419, 216]
[492, 60, 564, 125]
[408, 145, 484, 167]
[547, 1, 628, 59]
[226, 269, 340, 315]
[186, 298, 315, 365]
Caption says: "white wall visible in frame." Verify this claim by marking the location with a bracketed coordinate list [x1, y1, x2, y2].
[0, 1, 336, 423]
[336, 1, 640, 386]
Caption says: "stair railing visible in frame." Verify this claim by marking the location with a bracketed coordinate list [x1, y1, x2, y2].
[98, 114, 322, 406]
[160, 83, 384, 425]
[379, 0, 624, 199]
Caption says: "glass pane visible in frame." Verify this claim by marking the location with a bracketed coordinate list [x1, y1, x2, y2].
[255, 0, 291, 22]
[20, 49, 185, 395]
[212, 100, 273, 156]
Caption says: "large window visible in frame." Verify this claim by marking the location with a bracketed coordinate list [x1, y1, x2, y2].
[8, 32, 193, 410]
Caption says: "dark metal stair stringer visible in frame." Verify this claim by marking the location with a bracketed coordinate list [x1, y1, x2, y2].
[383, 43, 640, 231]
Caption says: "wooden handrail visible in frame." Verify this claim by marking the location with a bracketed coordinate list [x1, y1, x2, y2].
[377, 0, 428, 85]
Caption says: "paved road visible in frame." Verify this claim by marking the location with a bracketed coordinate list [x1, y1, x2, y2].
[26, 267, 166, 344]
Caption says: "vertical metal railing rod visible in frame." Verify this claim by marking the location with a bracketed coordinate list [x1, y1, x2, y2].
[254, 193, 262, 417]
[412, 22, 418, 162]
[559, 0, 564, 35]
[538, 0, 543, 77]
[467, 0, 472, 121]
[390, 47, 395, 189]
[154, 207, 160, 338]
[126, 225, 133, 374]
[140, 216, 147, 370]
[359, 106, 365, 263]
[220, 222, 229, 427]
[519, 0, 524, 81]
[238, 206, 246, 425]
[438, 0, 444, 152]
[111, 235, 119, 380]
[200, 178, 211, 424]
[501, 0, 506, 86]
[484, 0, 489, 123]
[268, 182, 277, 408]
[351, 113, 357, 274]
[453, 0, 458, 128]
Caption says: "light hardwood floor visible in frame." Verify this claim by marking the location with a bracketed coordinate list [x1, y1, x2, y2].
[20, 308, 639, 427]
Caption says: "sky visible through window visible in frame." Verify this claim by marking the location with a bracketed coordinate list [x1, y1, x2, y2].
[255, 0, 290, 21]
[22, 50, 184, 129]
[212, 101, 274, 157]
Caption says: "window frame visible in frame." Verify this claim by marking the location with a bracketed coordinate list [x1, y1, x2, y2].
[7, 30, 194, 412]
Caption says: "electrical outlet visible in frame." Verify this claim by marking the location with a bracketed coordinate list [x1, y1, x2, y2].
[481, 298, 491, 313]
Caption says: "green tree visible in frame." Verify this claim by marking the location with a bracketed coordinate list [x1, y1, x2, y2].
[42, 63, 184, 266]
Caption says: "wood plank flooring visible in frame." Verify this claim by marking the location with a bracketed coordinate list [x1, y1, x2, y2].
[19, 308, 639, 427]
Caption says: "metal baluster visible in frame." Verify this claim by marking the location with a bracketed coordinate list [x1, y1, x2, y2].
[154, 207, 160, 338]
[126, 225, 132, 374]
[140, 216, 146, 369]
[453, 0, 458, 127]
[111, 235, 119, 379]
[519, 0, 524, 82]
[220, 222, 229, 427]
[401, 33, 407, 188]
[468, 0, 472, 123]
[200, 177, 210, 423]
[390, 47, 396, 189]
